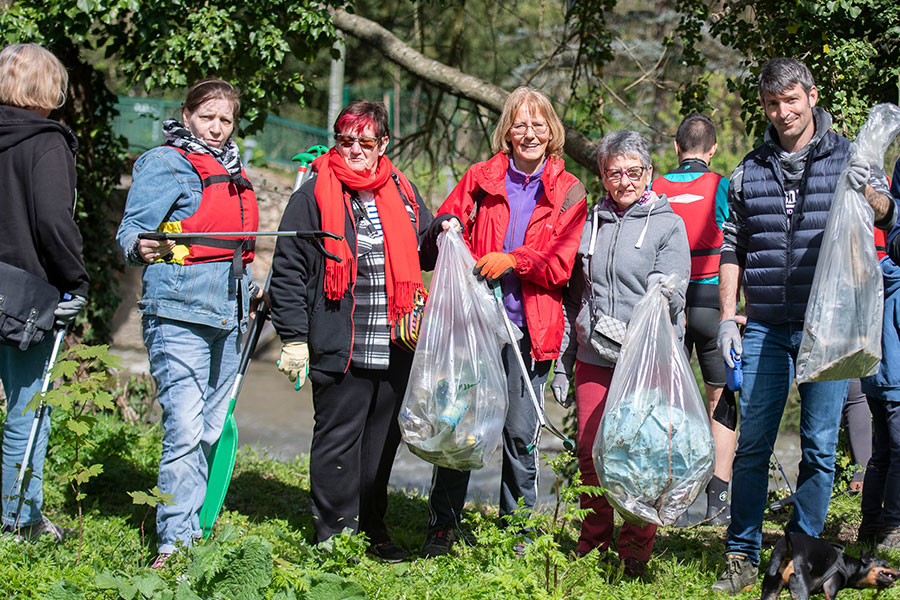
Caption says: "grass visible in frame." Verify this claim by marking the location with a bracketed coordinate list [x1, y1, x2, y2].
[2, 411, 898, 599]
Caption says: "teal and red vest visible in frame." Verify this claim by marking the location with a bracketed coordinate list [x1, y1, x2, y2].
[653, 171, 724, 280]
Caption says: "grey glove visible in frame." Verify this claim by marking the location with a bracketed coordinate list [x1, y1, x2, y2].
[54, 294, 86, 328]
[550, 373, 573, 408]
[646, 271, 683, 323]
[717, 318, 742, 368]
[846, 158, 870, 192]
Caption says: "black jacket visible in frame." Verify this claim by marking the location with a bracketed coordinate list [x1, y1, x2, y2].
[0, 105, 88, 296]
[270, 174, 439, 373]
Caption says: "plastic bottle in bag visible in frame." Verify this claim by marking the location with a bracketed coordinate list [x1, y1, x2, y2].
[435, 379, 469, 431]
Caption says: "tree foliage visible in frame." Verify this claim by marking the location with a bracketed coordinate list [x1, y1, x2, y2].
[0, 0, 336, 342]
[671, 0, 900, 140]
[2, 0, 899, 334]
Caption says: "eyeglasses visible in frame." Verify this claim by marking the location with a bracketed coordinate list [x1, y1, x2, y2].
[604, 166, 645, 183]
[510, 122, 549, 137]
[335, 134, 381, 150]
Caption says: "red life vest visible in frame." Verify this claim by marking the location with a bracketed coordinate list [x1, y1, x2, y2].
[160, 148, 259, 266]
[652, 171, 723, 280]
[875, 226, 888, 261]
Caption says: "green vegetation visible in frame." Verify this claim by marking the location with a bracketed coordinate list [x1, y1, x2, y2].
[0, 406, 891, 600]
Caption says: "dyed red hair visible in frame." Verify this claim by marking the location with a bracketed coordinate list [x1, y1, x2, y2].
[333, 100, 389, 138]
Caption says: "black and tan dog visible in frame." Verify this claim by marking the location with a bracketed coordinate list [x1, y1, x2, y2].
[761, 531, 899, 600]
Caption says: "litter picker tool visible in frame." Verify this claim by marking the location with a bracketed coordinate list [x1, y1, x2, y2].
[9, 327, 66, 528]
[291, 145, 328, 192]
[138, 230, 344, 263]
[490, 282, 574, 453]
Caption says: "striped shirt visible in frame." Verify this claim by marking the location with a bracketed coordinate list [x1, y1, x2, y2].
[351, 190, 391, 369]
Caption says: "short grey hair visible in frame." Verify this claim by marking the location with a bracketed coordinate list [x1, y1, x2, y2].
[758, 58, 815, 99]
[596, 130, 652, 171]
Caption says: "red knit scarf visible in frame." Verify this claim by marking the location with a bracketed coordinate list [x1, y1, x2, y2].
[313, 148, 424, 322]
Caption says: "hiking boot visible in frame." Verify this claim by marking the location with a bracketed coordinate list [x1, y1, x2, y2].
[622, 557, 647, 578]
[711, 553, 757, 594]
[150, 553, 172, 569]
[422, 526, 458, 558]
[876, 527, 900, 552]
[1, 516, 72, 543]
[367, 540, 409, 563]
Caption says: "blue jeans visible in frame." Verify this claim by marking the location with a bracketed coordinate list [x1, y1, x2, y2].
[726, 320, 848, 564]
[0, 335, 54, 527]
[861, 394, 900, 531]
[143, 315, 240, 554]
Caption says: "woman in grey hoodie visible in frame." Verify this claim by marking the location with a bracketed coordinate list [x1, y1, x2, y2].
[551, 130, 690, 576]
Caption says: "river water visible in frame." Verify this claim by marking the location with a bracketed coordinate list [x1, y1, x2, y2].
[114, 345, 802, 513]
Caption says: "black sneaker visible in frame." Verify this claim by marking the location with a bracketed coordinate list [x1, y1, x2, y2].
[857, 522, 883, 547]
[769, 494, 795, 513]
[367, 540, 409, 563]
[1, 516, 72, 543]
[711, 553, 757, 594]
[622, 557, 647, 578]
[705, 504, 731, 526]
[422, 527, 458, 558]
[876, 527, 900, 553]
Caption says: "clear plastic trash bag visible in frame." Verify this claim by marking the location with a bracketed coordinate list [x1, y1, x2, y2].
[399, 228, 511, 470]
[796, 103, 900, 383]
[593, 274, 714, 526]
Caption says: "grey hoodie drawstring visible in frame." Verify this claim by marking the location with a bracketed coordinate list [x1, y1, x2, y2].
[634, 195, 657, 249]
[588, 208, 600, 258]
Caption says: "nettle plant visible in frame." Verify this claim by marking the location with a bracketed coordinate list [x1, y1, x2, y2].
[27, 343, 121, 561]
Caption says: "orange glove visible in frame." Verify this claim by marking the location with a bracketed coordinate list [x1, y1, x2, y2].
[473, 252, 517, 283]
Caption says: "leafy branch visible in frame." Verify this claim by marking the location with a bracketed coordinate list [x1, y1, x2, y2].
[27, 343, 121, 561]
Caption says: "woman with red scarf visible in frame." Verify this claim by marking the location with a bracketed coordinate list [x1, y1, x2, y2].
[270, 100, 437, 561]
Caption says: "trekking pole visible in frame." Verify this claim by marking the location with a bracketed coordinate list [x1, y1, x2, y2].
[489, 282, 574, 453]
[9, 327, 66, 528]
[199, 146, 325, 538]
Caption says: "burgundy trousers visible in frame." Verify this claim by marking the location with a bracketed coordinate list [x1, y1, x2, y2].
[574, 360, 656, 561]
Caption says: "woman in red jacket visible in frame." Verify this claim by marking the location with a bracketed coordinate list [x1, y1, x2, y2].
[422, 87, 587, 557]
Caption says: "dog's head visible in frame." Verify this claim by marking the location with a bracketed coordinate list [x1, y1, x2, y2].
[855, 552, 900, 589]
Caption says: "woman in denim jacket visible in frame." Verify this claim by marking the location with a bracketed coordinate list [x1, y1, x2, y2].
[116, 79, 259, 568]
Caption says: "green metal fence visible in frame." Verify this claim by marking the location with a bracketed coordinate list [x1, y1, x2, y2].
[249, 114, 330, 168]
[113, 97, 182, 153]
[113, 96, 331, 168]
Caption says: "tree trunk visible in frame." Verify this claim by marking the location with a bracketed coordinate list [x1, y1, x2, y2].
[331, 8, 600, 175]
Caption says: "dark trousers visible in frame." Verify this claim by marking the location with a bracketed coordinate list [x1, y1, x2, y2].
[861, 395, 900, 531]
[427, 329, 550, 532]
[843, 379, 872, 481]
[308, 346, 412, 543]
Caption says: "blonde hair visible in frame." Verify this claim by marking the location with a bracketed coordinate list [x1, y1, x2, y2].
[0, 43, 68, 111]
[491, 86, 566, 159]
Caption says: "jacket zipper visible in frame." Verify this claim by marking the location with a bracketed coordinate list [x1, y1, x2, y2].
[344, 190, 357, 374]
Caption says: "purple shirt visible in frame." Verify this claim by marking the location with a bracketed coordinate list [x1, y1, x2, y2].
[502, 157, 545, 327]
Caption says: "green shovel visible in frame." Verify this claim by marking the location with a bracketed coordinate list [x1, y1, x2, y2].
[199, 145, 330, 538]
[198, 271, 271, 538]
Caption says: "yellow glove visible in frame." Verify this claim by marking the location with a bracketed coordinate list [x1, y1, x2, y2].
[277, 342, 309, 390]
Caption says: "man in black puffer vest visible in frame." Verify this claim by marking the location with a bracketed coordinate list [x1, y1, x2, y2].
[711, 58, 897, 594]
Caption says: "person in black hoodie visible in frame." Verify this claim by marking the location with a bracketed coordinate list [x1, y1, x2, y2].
[0, 43, 88, 542]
